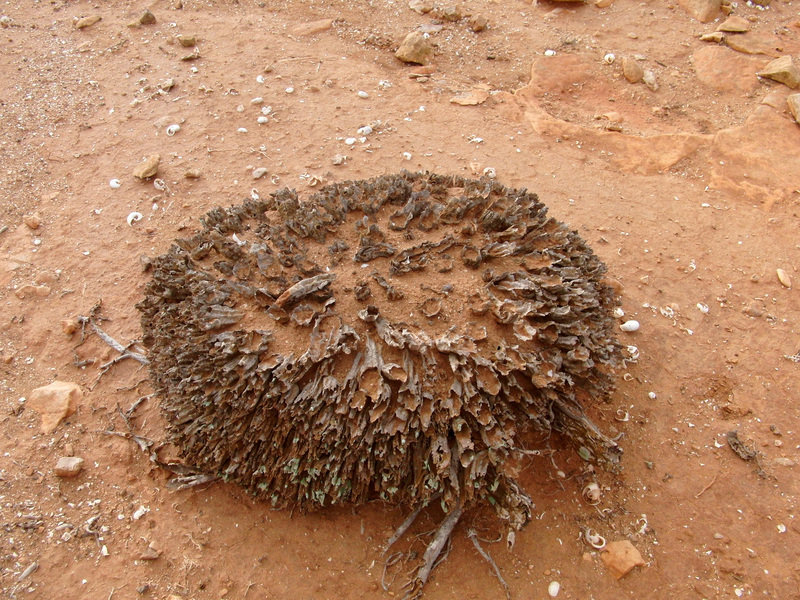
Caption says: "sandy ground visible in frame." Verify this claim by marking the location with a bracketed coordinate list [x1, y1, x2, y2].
[1, 0, 800, 598]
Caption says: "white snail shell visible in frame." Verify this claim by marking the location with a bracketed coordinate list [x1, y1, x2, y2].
[604, 53, 615, 64]
[582, 482, 602, 505]
[166, 124, 181, 136]
[127, 212, 143, 226]
[109, 179, 121, 189]
[620, 320, 640, 332]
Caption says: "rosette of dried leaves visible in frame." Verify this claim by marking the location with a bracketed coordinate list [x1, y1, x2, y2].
[138, 171, 623, 594]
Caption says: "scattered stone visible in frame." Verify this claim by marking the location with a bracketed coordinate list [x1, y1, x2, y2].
[757, 56, 800, 89]
[601, 540, 646, 579]
[64, 443, 75, 457]
[252, 167, 269, 180]
[15, 284, 50, 299]
[23, 213, 41, 230]
[700, 32, 725, 43]
[743, 301, 765, 318]
[332, 154, 346, 165]
[75, 15, 102, 30]
[692, 46, 764, 93]
[61, 318, 79, 336]
[159, 78, 176, 92]
[726, 33, 779, 57]
[395, 31, 434, 65]
[55, 456, 84, 477]
[0, 15, 13, 28]
[642, 70, 659, 91]
[469, 15, 488, 33]
[128, 9, 156, 28]
[622, 57, 644, 83]
[28, 381, 81, 434]
[409, 65, 437, 78]
[717, 16, 750, 33]
[776, 268, 792, 288]
[788, 94, 800, 123]
[290, 18, 334, 36]
[774, 457, 796, 467]
[184, 168, 202, 179]
[678, 0, 721, 23]
[409, 0, 434, 14]
[176, 34, 196, 47]
[449, 89, 489, 105]
[139, 546, 160, 561]
[140, 254, 153, 272]
[181, 49, 201, 61]
[595, 0, 614, 7]
[439, 5, 462, 21]
[133, 154, 160, 179]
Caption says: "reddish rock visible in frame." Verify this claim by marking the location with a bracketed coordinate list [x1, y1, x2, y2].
[55, 456, 84, 477]
[395, 31, 434, 65]
[601, 540, 646, 579]
[679, 0, 720, 23]
[28, 381, 82, 433]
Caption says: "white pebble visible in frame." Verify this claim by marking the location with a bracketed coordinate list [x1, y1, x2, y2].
[109, 179, 121, 189]
[132, 506, 149, 520]
[648, 391, 657, 399]
[603, 53, 615, 64]
[285, 87, 295, 94]
[402, 152, 412, 160]
[237, 127, 248, 133]
[256, 75, 265, 83]
[345, 137, 357, 145]
[548, 581, 561, 597]
[357, 90, 369, 99]
[357, 125, 373, 136]
[257, 116, 269, 124]
[261, 106, 272, 115]
[620, 320, 640, 332]
[251, 97, 264, 104]
[544, 49, 556, 56]
[236, 105, 245, 112]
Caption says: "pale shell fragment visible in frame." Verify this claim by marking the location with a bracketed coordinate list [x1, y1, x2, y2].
[696, 302, 709, 314]
[626, 345, 639, 360]
[483, 167, 496, 179]
[620, 320, 640, 332]
[166, 124, 181, 136]
[582, 482, 602, 505]
[237, 127, 248, 133]
[777, 268, 792, 288]
[127, 212, 143, 226]
[357, 90, 369, 99]
[109, 179, 121, 189]
[256, 75, 265, 83]
[357, 125, 373, 136]
[548, 581, 561, 597]
[613, 307, 625, 318]
[584, 528, 606, 549]
[544, 49, 556, 56]
[345, 137, 357, 146]
[402, 152, 412, 160]
[648, 391, 657, 400]
[603, 53, 615, 64]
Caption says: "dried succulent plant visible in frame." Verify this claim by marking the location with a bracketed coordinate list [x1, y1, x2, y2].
[138, 171, 623, 593]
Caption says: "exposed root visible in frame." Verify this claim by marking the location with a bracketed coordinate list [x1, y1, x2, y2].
[467, 529, 511, 600]
[403, 503, 463, 599]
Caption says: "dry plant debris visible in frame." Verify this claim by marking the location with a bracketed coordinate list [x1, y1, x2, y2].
[138, 171, 623, 592]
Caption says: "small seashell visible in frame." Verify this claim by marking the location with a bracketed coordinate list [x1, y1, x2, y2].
[648, 391, 657, 400]
[332, 154, 346, 165]
[109, 179, 121, 189]
[256, 75, 265, 83]
[603, 53, 615, 64]
[127, 212, 143, 226]
[623, 373, 634, 381]
[615, 408, 629, 422]
[582, 482, 601, 505]
[261, 106, 272, 115]
[251, 97, 264, 104]
[584, 529, 606, 549]
[544, 49, 556, 56]
[482, 167, 496, 179]
[626, 345, 639, 360]
[257, 116, 269, 124]
[613, 307, 625, 318]
[357, 125, 373, 136]
[190, 66, 199, 74]
[345, 137, 357, 146]
[357, 90, 369, 99]
[777, 268, 792, 288]
[166, 124, 181, 136]
[237, 127, 248, 133]
[236, 105, 245, 113]
[548, 581, 560, 597]
[696, 302, 709, 314]
[285, 87, 294, 94]
[620, 320, 640, 332]
[402, 152, 412, 160]
[153, 178, 167, 191]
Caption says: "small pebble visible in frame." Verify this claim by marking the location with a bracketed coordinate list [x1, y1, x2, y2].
[251, 97, 264, 104]
[332, 154, 346, 165]
[548, 581, 561, 597]
[285, 87, 295, 94]
[257, 75, 265, 83]
[252, 167, 269, 179]
[357, 90, 369, 99]
[55, 456, 84, 477]
[237, 127, 248, 133]
[357, 125, 373, 135]
[345, 137, 357, 145]
[544, 49, 556, 56]
[648, 391, 657, 399]
[257, 116, 269, 124]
